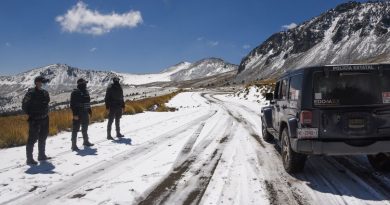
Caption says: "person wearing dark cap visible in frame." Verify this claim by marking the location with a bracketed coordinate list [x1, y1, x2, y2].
[105, 77, 125, 140]
[22, 76, 51, 165]
[70, 78, 94, 151]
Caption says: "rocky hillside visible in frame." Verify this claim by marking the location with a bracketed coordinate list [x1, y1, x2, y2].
[0, 64, 119, 101]
[236, 1, 390, 82]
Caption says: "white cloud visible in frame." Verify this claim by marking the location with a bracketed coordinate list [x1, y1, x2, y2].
[197, 37, 204, 41]
[242, 44, 251, 49]
[56, 2, 143, 35]
[282, 22, 297, 30]
[90, 47, 97, 52]
[208, 41, 219, 47]
[5, 42, 11, 47]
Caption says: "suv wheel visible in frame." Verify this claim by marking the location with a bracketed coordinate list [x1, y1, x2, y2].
[281, 128, 307, 173]
[367, 153, 390, 171]
[262, 119, 273, 142]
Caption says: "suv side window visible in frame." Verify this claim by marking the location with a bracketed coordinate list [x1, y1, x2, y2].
[280, 79, 288, 100]
[274, 81, 280, 99]
[289, 74, 303, 101]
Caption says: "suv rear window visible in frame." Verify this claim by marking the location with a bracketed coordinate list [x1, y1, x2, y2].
[313, 70, 390, 106]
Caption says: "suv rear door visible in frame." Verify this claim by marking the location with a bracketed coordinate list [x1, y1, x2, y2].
[312, 65, 390, 142]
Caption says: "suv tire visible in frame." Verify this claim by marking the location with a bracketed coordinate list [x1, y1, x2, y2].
[262, 119, 273, 142]
[367, 153, 390, 172]
[281, 128, 307, 173]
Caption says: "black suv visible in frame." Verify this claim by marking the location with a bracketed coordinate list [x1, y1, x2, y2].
[261, 64, 390, 173]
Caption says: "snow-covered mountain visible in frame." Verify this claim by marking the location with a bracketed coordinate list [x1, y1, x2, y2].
[170, 58, 238, 81]
[236, 1, 390, 81]
[0, 64, 122, 114]
[0, 64, 117, 91]
[119, 58, 237, 84]
[0, 58, 237, 113]
[118, 62, 192, 85]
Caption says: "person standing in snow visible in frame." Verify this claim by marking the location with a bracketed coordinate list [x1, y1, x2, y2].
[70, 78, 94, 151]
[22, 76, 51, 165]
[105, 77, 125, 140]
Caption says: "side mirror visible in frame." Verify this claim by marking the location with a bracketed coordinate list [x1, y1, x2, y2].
[265, 93, 274, 101]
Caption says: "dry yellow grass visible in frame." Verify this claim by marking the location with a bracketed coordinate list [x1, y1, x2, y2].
[245, 78, 276, 89]
[0, 91, 181, 148]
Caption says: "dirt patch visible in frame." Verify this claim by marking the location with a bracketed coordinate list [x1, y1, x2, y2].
[291, 190, 307, 205]
[181, 122, 205, 154]
[210, 149, 219, 160]
[286, 181, 307, 205]
[85, 185, 102, 192]
[183, 189, 201, 205]
[226, 110, 242, 122]
[250, 133, 265, 148]
[70, 193, 86, 199]
[219, 135, 229, 144]
[264, 180, 279, 205]
[28, 186, 38, 192]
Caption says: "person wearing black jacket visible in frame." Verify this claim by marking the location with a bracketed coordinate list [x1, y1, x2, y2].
[70, 78, 94, 151]
[105, 77, 125, 140]
[22, 76, 51, 165]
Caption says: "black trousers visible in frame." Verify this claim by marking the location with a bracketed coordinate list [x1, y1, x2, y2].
[72, 112, 89, 143]
[26, 117, 49, 160]
[107, 107, 122, 136]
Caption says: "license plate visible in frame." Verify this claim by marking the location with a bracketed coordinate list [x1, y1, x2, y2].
[297, 128, 318, 139]
[348, 118, 365, 129]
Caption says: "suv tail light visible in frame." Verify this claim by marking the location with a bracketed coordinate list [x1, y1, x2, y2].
[300, 110, 313, 126]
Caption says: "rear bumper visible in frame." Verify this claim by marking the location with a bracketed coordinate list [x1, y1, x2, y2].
[290, 138, 390, 155]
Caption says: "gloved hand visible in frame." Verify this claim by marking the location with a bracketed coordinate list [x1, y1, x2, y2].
[88, 108, 92, 116]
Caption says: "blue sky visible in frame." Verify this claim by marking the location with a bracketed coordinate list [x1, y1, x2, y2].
[0, 0, 357, 75]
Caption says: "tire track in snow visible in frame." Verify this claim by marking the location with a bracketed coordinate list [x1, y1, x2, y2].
[327, 157, 390, 201]
[211, 93, 390, 205]
[5, 111, 216, 205]
[206, 93, 310, 205]
[205, 94, 267, 149]
[137, 114, 234, 205]
[333, 156, 390, 192]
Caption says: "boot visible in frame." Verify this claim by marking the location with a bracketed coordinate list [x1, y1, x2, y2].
[107, 135, 115, 140]
[38, 155, 52, 161]
[71, 140, 79, 151]
[116, 133, 124, 138]
[83, 140, 94, 147]
[26, 144, 37, 165]
[26, 158, 38, 165]
[38, 141, 50, 161]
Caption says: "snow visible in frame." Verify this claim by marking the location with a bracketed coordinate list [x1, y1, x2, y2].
[0, 91, 389, 205]
[166, 92, 209, 109]
[229, 85, 271, 106]
[117, 62, 191, 85]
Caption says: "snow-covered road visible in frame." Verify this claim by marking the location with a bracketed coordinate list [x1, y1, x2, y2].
[0, 92, 389, 205]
